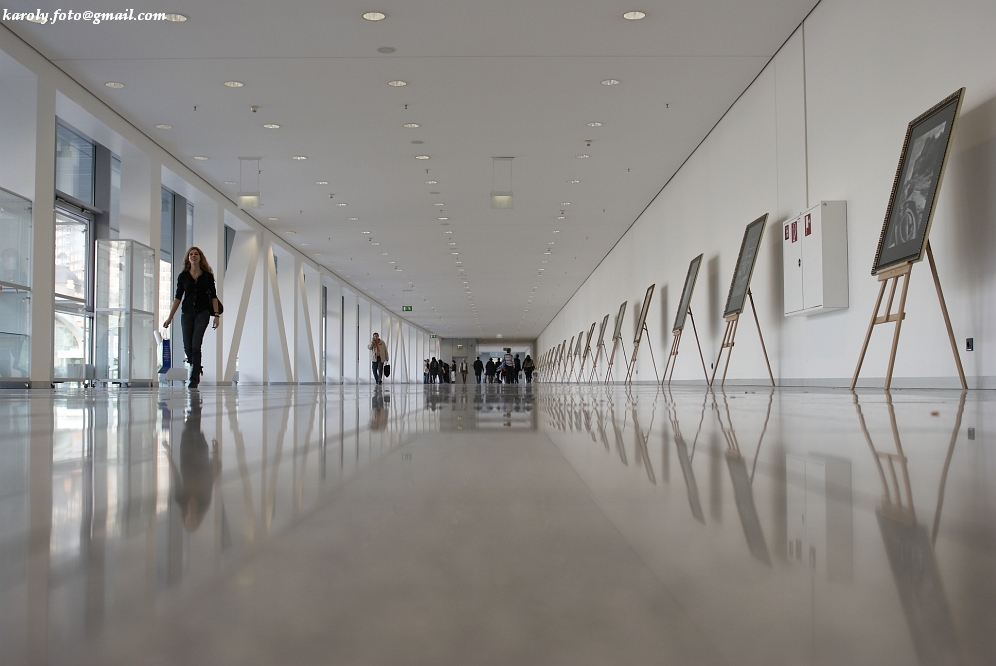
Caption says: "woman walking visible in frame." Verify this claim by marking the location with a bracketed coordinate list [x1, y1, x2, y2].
[163, 247, 220, 389]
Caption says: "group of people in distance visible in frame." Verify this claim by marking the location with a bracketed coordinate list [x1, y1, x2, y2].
[421, 352, 536, 384]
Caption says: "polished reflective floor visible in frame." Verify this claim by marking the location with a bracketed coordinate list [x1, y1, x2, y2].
[0, 383, 993, 665]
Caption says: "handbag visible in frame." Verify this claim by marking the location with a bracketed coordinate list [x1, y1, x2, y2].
[383, 364, 391, 378]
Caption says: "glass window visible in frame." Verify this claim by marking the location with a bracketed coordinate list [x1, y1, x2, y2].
[110, 156, 121, 237]
[55, 124, 95, 206]
[0, 188, 31, 289]
[55, 212, 88, 302]
[160, 188, 173, 263]
[186, 201, 194, 249]
[53, 311, 89, 379]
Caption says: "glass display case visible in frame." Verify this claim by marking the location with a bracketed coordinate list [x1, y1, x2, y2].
[0, 187, 32, 383]
[94, 239, 156, 385]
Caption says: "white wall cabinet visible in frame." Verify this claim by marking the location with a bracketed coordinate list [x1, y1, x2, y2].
[783, 201, 848, 317]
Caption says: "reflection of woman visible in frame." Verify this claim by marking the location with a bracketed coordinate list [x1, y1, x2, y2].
[164, 395, 221, 532]
[163, 247, 220, 389]
[1, 248, 28, 286]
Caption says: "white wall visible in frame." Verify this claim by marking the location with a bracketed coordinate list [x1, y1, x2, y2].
[539, 0, 996, 388]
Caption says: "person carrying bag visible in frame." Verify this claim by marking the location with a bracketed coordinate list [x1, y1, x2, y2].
[163, 247, 220, 389]
[367, 332, 388, 385]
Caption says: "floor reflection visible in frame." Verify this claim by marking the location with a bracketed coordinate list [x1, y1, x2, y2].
[0, 385, 992, 665]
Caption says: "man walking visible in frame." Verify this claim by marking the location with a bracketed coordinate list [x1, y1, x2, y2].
[473, 356, 484, 384]
[367, 332, 388, 385]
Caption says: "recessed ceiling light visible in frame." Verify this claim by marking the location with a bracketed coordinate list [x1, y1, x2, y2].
[377, 46, 396, 53]
[314, 253, 323, 256]
[316, 181, 328, 185]
[164, 13, 188, 22]
[301, 243, 310, 246]
[557, 216, 566, 219]
[382, 252, 389, 256]
[285, 230, 297, 234]
[263, 123, 280, 129]
[569, 179, 580, 184]
[552, 230, 560, 233]
[363, 11, 387, 21]
[224, 81, 244, 88]
[425, 180, 437, 184]
[444, 230, 453, 234]
[544, 250, 552, 255]
[105, 82, 124, 89]
[576, 154, 590, 159]
[561, 202, 571, 206]
[438, 217, 448, 220]
[601, 79, 620, 86]
[371, 242, 380, 245]
[336, 203, 348, 207]
[548, 242, 555, 245]
[388, 80, 407, 87]
[623, 11, 647, 20]
[193, 156, 208, 160]
[586, 122, 603, 128]
[268, 217, 279, 221]
[348, 217, 358, 221]
[155, 124, 172, 130]
[455, 261, 462, 264]
[362, 231, 371, 234]
[404, 123, 420, 128]
[224, 181, 237, 185]
[451, 252, 459, 255]
[448, 242, 457, 245]
[292, 155, 307, 160]
[415, 155, 430, 160]
[389, 261, 396, 264]
[434, 203, 445, 207]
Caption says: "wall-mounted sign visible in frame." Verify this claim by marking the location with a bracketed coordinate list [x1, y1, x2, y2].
[457, 344, 463, 349]
[430, 334, 437, 338]
[402, 305, 413, 312]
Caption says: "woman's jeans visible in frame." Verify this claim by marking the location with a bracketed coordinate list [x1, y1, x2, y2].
[181, 310, 211, 372]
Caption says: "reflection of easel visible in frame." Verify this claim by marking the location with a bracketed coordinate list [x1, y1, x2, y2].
[710, 289, 774, 388]
[662, 307, 709, 386]
[853, 391, 963, 663]
[715, 388, 775, 565]
[609, 401, 628, 466]
[631, 404, 657, 485]
[625, 322, 660, 384]
[851, 243, 967, 390]
[666, 390, 709, 523]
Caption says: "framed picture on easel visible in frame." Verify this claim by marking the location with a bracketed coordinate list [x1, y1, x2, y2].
[673, 254, 703, 333]
[873, 89, 964, 274]
[724, 214, 767, 317]
[633, 284, 655, 345]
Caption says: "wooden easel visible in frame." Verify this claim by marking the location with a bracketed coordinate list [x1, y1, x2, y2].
[604, 336, 627, 384]
[662, 307, 710, 386]
[851, 242, 966, 390]
[588, 340, 607, 384]
[577, 323, 596, 384]
[624, 322, 660, 384]
[710, 289, 775, 387]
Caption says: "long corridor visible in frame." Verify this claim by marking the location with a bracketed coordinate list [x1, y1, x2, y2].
[0, 384, 993, 665]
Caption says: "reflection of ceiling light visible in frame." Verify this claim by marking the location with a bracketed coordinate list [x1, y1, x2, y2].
[292, 156, 307, 160]
[601, 79, 620, 86]
[569, 179, 580, 183]
[425, 180, 437, 184]
[263, 123, 280, 129]
[444, 230, 453, 234]
[388, 80, 407, 87]
[105, 82, 124, 88]
[576, 154, 589, 159]
[155, 124, 172, 130]
[561, 202, 571, 206]
[389, 261, 396, 264]
[623, 11, 646, 20]
[448, 242, 456, 245]
[371, 242, 380, 245]
[362, 231, 371, 234]
[434, 203, 444, 207]
[285, 231, 296, 234]
[363, 11, 387, 21]
[193, 156, 208, 160]
[455, 261, 462, 264]
[544, 250, 552, 255]
[451, 252, 459, 255]
[382, 252, 389, 255]
[164, 13, 188, 22]
[225, 81, 244, 88]
[553, 230, 560, 233]
[316, 181, 328, 185]
[415, 155, 429, 159]
[404, 123, 420, 128]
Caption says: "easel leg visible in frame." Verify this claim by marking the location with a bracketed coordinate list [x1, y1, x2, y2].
[720, 318, 738, 387]
[645, 324, 660, 383]
[927, 242, 968, 390]
[851, 279, 888, 390]
[747, 290, 775, 387]
[884, 274, 911, 391]
[689, 309, 710, 385]
[661, 333, 676, 386]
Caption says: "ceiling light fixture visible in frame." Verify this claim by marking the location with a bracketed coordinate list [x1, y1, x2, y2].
[388, 80, 407, 87]
[404, 123, 420, 129]
[193, 156, 208, 160]
[557, 216, 566, 219]
[623, 11, 646, 20]
[438, 217, 448, 220]
[601, 79, 620, 86]
[316, 181, 328, 185]
[285, 231, 296, 234]
[337, 203, 348, 206]
[434, 203, 445, 207]
[586, 122, 602, 127]
[576, 154, 589, 159]
[268, 217, 279, 221]
[425, 180, 437, 184]
[224, 181, 237, 185]
[362, 231, 371, 234]
[292, 155, 307, 160]
[561, 202, 571, 206]
[155, 124, 172, 130]
[105, 82, 124, 88]
[348, 217, 358, 221]
[363, 11, 387, 21]
[415, 155, 430, 160]
[569, 179, 580, 183]
[163, 13, 187, 22]
[224, 81, 245, 88]
[263, 123, 280, 129]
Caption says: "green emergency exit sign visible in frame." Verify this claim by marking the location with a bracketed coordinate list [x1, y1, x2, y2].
[402, 305, 413, 312]
[430, 334, 437, 338]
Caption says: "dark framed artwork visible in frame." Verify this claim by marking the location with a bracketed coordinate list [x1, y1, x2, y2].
[567, 336, 575, 359]
[584, 321, 596, 350]
[595, 314, 610, 347]
[873, 88, 965, 273]
[574, 332, 584, 357]
[673, 254, 704, 333]
[611, 301, 628, 340]
[633, 284, 655, 344]
[723, 214, 768, 317]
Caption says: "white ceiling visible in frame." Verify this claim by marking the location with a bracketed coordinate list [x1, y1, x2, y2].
[5, 0, 818, 340]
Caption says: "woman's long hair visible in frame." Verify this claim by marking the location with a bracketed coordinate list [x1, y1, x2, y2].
[182, 246, 214, 275]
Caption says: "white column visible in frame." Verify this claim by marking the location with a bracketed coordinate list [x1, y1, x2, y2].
[28, 78, 55, 386]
